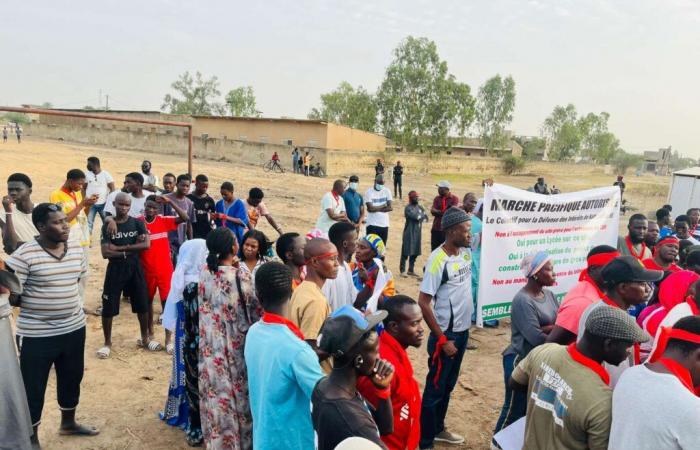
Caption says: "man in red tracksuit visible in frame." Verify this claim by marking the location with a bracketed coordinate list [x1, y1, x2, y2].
[358, 295, 424, 449]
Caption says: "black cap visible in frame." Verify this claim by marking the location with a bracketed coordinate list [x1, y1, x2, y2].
[349, 175, 359, 182]
[317, 305, 387, 358]
[601, 256, 663, 285]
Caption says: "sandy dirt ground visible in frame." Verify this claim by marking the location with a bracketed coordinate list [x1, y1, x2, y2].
[0, 138, 669, 450]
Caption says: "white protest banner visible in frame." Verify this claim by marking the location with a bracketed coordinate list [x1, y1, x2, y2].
[477, 184, 620, 326]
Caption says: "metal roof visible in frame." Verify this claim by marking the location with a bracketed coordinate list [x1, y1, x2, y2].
[673, 167, 700, 177]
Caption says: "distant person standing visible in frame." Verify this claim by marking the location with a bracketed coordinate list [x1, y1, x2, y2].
[430, 181, 460, 251]
[375, 159, 385, 176]
[215, 181, 249, 245]
[2, 126, 7, 143]
[342, 175, 365, 232]
[15, 125, 22, 143]
[364, 174, 393, 246]
[303, 151, 312, 177]
[393, 161, 404, 199]
[292, 147, 300, 174]
[400, 190, 427, 277]
[316, 180, 350, 234]
[246, 187, 283, 235]
[163, 174, 196, 263]
[84, 156, 115, 235]
[613, 175, 626, 198]
[187, 174, 216, 240]
[141, 160, 160, 193]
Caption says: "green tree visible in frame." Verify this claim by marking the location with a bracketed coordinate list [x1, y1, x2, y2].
[376, 36, 475, 150]
[502, 155, 526, 174]
[515, 136, 547, 160]
[612, 150, 643, 174]
[40, 102, 53, 109]
[541, 104, 581, 161]
[225, 86, 260, 117]
[161, 71, 225, 116]
[577, 112, 620, 163]
[3, 112, 30, 124]
[308, 81, 378, 132]
[476, 75, 516, 154]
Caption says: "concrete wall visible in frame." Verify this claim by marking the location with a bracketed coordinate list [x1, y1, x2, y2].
[325, 123, 387, 152]
[192, 117, 328, 148]
[24, 122, 327, 172]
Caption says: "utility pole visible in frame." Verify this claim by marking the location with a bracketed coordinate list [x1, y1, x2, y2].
[105, 95, 109, 111]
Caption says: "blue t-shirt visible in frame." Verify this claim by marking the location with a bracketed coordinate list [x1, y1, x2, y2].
[245, 321, 324, 450]
[215, 198, 248, 245]
[342, 189, 364, 224]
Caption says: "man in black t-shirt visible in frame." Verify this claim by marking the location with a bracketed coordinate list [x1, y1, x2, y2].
[392, 161, 404, 199]
[187, 174, 216, 239]
[98, 193, 151, 359]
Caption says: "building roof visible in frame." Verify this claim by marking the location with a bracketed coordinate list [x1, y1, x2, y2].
[673, 167, 700, 177]
[192, 115, 326, 125]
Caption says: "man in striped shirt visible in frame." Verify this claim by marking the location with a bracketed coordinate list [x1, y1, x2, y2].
[6, 203, 99, 448]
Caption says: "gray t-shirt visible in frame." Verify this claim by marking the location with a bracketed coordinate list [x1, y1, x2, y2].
[505, 288, 559, 358]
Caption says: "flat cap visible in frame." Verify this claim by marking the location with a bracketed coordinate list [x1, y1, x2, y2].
[585, 305, 650, 343]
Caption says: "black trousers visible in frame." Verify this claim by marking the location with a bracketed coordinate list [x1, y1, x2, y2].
[400, 254, 418, 273]
[17, 326, 86, 425]
[366, 225, 389, 247]
[394, 177, 402, 199]
[430, 230, 445, 251]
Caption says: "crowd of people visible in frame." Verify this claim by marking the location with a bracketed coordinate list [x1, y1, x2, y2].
[2, 153, 700, 450]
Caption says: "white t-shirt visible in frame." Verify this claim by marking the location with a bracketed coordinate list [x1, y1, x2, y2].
[315, 192, 346, 233]
[609, 364, 700, 450]
[420, 246, 473, 332]
[103, 191, 147, 218]
[6, 209, 38, 244]
[322, 261, 358, 312]
[85, 170, 114, 205]
[141, 172, 160, 189]
[364, 186, 392, 228]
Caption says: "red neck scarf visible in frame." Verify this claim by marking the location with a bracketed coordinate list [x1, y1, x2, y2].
[625, 236, 647, 261]
[657, 358, 696, 395]
[567, 343, 610, 385]
[331, 191, 340, 204]
[687, 296, 700, 315]
[61, 186, 79, 208]
[261, 312, 305, 341]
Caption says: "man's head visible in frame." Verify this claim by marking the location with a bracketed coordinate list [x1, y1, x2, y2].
[441, 207, 471, 248]
[656, 207, 671, 226]
[141, 160, 152, 173]
[436, 180, 451, 196]
[602, 256, 663, 306]
[627, 213, 648, 244]
[276, 232, 306, 268]
[376, 159, 382, 164]
[162, 173, 176, 193]
[537, 177, 545, 184]
[194, 174, 209, 195]
[124, 172, 144, 194]
[32, 203, 70, 243]
[688, 208, 700, 226]
[348, 175, 359, 191]
[585, 245, 620, 286]
[374, 174, 384, 188]
[175, 174, 191, 196]
[462, 192, 477, 213]
[655, 236, 680, 264]
[304, 238, 339, 280]
[113, 192, 132, 218]
[675, 215, 691, 239]
[396, 160, 402, 166]
[644, 220, 660, 248]
[686, 251, 700, 275]
[7, 173, 32, 203]
[663, 204, 673, 213]
[581, 303, 650, 366]
[662, 316, 700, 386]
[617, 175, 624, 181]
[65, 169, 86, 192]
[332, 179, 346, 196]
[381, 295, 424, 348]
[329, 222, 358, 260]
[220, 181, 234, 202]
[255, 262, 293, 313]
[408, 190, 420, 205]
[86, 156, 100, 173]
[144, 194, 160, 220]
[318, 305, 387, 375]
[248, 187, 264, 207]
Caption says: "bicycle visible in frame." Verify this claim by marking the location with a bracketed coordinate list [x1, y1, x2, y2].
[263, 159, 285, 173]
[309, 163, 326, 178]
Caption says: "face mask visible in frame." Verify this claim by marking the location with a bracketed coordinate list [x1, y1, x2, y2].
[374, 184, 383, 191]
[349, 182, 359, 191]
[410, 198, 419, 205]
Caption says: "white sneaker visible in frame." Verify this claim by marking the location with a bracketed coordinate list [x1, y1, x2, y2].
[435, 430, 465, 445]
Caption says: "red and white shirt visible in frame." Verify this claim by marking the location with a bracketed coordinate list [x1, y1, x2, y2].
[139, 215, 178, 274]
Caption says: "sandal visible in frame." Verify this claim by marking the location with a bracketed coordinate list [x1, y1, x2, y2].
[166, 343, 174, 355]
[96, 346, 111, 359]
[137, 339, 163, 352]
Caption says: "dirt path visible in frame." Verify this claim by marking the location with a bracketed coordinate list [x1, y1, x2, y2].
[0, 138, 667, 449]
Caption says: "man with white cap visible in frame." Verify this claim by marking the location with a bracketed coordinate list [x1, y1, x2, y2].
[510, 305, 650, 450]
[430, 181, 460, 251]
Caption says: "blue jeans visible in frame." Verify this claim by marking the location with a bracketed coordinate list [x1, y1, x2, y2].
[493, 353, 527, 436]
[87, 203, 105, 234]
[420, 330, 469, 449]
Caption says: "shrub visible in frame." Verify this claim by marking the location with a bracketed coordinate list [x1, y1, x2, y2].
[502, 155, 526, 175]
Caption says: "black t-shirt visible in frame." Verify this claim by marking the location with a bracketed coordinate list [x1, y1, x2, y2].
[101, 217, 147, 261]
[393, 165, 403, 178]
[187, 193, 216, 239]
[311, 378, 386, 450]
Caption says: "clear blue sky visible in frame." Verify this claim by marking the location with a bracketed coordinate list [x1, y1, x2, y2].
[2, 0, 699, 157]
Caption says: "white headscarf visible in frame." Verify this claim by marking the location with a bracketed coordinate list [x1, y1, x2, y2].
[162, 239, 208, 331]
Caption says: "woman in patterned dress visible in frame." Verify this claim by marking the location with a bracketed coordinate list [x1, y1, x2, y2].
[198, 227, 261, 450]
